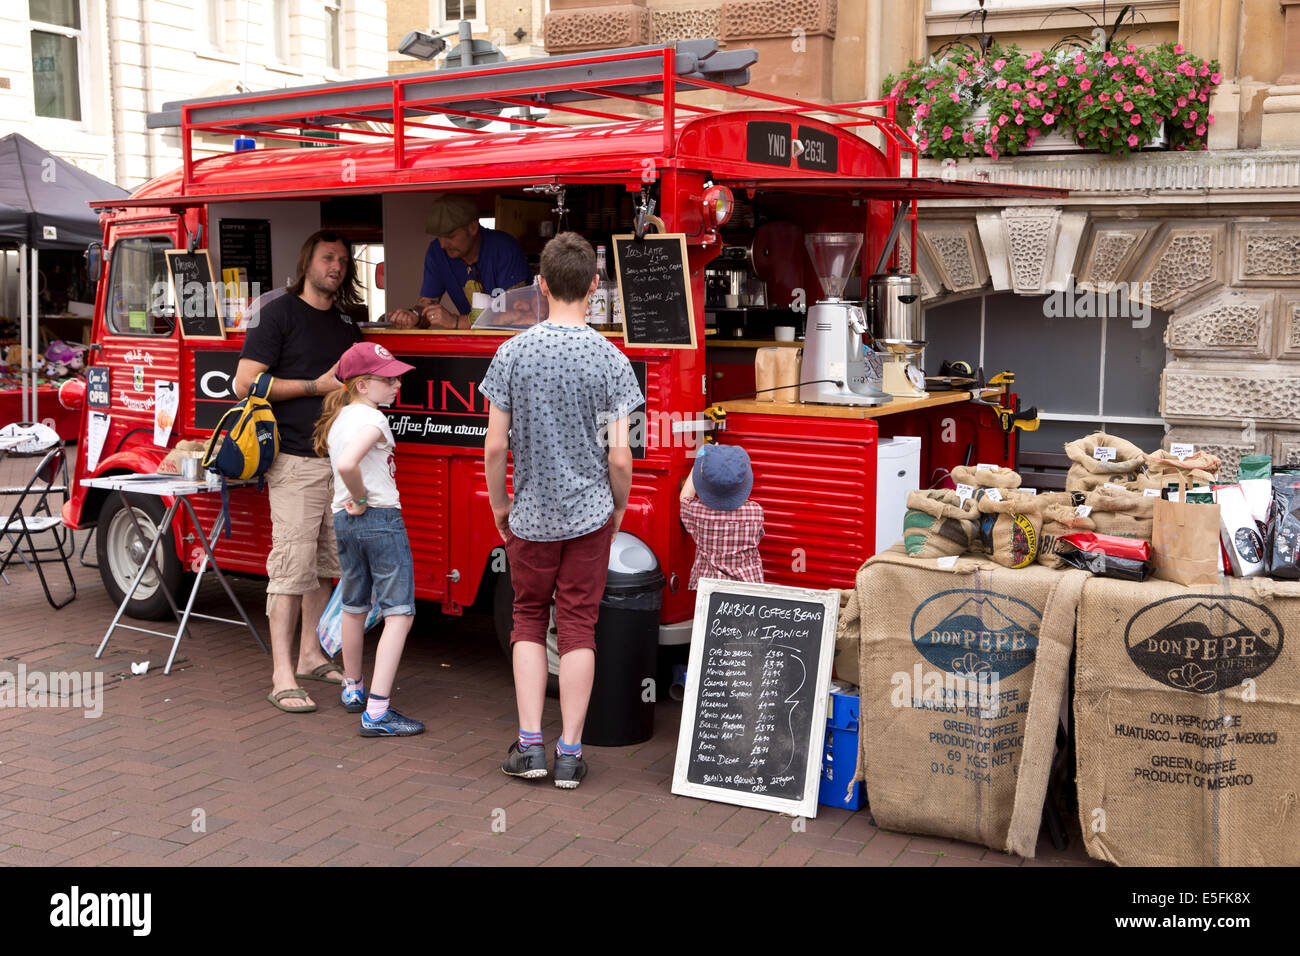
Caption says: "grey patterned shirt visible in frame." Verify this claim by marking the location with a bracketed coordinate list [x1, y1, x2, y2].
[480, 321, 644, 541]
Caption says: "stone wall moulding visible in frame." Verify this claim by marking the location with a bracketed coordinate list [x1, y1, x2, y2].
[1133, 224, 1226, 312]
[998, 207, 1060, 295]
[720, 0, 836, 41]
[1275, 434, 1300, 469]
[1161, 361, 1300, 425]
[1279, 292, 1300, 357]
[544, 5, 652, 53]
[1074, 221, 1160, 293]
[1164, 290, 1275, 359]
[1230, 221, 1300, 287]
[901, 234, 943, 302]
[917, 222, 989, 294]
[652, 6, 723, 44]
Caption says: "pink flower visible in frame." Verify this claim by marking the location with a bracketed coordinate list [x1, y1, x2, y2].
[1171, 107, 1179, 116]
[925, 78, 940, 90]
[915, 102, 929, 118]
[958, 68, 968, 83]
[1027, 95, 1041, 108]
[1122, 100, 1134, 111]
[1184, 119, 1194, 128]
[1082, 94, 1094, 105]
[951, 91, 961, 102]
[942, 125, 953, 140]
[1208, 113, 1216, 124]
[1198, 91, 1208, 101]
[1099, 91, 1110, 101]
[1037, 81, 1048, 92]
[1176, 96, 1187, 107]
[1080, 78, 1091, 91]
[906, 125, 916, 138]
[1012, 98, 1021, 109]
[1015, 113, 1025, 125]
[995, 77, 1007, 89]
[907, 96, 917, 105]
[1009, 82, 1021, 92]
[1033, 65, 1049, 77]
[962, 130, 975, 143]
[1127, 133, 1139, 147]
[1057, 75, 1069, 87]
[1043, 112, 1055, 124]
[990, 126, 999, 140]
[1122, 55, 1136, 66]
[1131, 113, 1141, 125]
[1173, 43, 1184, 54]
[993, 58, 1006, 72]
[1196, 123, 1207, 135]
[1075, 62, 1086, 74]
[1189, 110, 1198, 120]
[1126, 42, 1136, 52]
[998, 114, 1009, 126]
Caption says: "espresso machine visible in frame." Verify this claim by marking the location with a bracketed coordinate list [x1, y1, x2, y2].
[799, 233, 891, 406]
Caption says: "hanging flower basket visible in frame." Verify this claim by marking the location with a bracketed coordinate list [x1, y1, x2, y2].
[885, 41, 1219, 161]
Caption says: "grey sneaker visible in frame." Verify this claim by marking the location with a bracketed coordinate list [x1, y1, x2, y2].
[359, 707, 425, 737]
[502, 741, 548, 779]
[553, 751, 588, 790]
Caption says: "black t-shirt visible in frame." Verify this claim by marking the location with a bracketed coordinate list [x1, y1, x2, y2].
[240, 291, 363, 456]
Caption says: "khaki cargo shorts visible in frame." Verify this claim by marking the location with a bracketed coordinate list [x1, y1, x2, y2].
[265, 453, 340, 608]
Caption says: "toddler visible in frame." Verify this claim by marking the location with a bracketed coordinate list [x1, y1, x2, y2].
[679, 443, 765, 589]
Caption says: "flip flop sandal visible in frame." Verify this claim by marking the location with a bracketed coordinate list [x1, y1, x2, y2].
[267, 688, 317, 713]
[295, 662, 344, 685]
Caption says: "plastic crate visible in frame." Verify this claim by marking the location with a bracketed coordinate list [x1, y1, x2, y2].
[819, 690, 865, 810]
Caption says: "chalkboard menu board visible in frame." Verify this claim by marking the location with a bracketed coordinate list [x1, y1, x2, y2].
[612, 233, 696, 349]
[165, 249, 225, 340]
[218, 218, 273, 295]
[672, 580, 839, 817]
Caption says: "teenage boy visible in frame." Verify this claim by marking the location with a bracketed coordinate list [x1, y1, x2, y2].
[481, 232, 643, 788]
[235, 230, 364, 713]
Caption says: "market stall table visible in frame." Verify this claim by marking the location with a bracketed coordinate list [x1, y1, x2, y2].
[83, 473, 266, 674]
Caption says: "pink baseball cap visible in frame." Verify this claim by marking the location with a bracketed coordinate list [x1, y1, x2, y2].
[337, 342, 415, 381]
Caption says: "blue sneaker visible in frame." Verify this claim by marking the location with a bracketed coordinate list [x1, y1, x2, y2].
[359, 707, 425, 737]
[340, 683, 367, 714]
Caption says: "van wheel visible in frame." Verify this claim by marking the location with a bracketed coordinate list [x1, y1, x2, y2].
[493, 561, 560, 698]
[96, 493, 184, 621]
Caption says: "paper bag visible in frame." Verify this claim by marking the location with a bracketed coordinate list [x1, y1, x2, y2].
[1151, 477, 1221, 586]
[772, 347, 801, 403]
[754, 347, 778, 402]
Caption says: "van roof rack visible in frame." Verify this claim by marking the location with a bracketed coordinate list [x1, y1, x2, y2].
[145, 42, 920, 190]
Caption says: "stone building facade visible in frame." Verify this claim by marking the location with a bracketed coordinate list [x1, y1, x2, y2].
[544, 0, 1300, 476]
[1, 0, 389, 189]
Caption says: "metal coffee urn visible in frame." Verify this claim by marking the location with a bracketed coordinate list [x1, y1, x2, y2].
[867, 269, 926, 399]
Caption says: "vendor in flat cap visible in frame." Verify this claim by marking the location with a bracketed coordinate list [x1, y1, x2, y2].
[388, 194, 530, 330]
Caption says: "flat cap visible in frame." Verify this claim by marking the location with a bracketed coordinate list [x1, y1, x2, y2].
[425, 194, 481, 237]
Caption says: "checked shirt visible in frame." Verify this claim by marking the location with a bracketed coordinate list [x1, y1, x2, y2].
[680, 497, 765, 590]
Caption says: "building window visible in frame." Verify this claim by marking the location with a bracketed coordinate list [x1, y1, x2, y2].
[29, 0, 82, 122]
[325, 1, 342, 71]
[271, 0, 291, 64]
[201, 0, 226, 51]
[440, 0, 479, 26]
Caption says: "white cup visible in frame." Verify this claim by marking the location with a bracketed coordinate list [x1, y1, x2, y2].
[774, 326, 795, 342]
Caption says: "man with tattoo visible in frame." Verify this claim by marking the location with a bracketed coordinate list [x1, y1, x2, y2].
[235, 230, 364, 713]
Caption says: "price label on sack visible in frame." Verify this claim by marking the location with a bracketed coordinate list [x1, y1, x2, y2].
[1103, 482, 1127, 491]
[1093, 446, 1117, 462]
[985, 487, 1004, 502]
[1171, 442, 1194, 460]
[976, 462, 997, 471]
[1019, 488, 1038, 495]
[936, 555, 959, 569]
[1075, 504, 1093, 517]
[955, 483, 975, 502]
[1143, 487, 1162, 497]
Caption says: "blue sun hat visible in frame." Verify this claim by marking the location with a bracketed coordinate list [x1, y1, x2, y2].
[692, 444, 754, 512]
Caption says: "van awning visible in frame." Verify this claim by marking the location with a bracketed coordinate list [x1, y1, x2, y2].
[722, 176, 1068, 201]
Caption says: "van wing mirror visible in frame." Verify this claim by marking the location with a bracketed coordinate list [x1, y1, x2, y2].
[84, 241, 103, 282]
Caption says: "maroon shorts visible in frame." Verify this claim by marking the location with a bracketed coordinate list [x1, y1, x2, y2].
[504, 515, 613, 656]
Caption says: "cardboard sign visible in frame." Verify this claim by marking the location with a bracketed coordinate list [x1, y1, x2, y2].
[612, 234, 696, 349]
[672, 579, 839, 817]
[166, 249, 226, 340]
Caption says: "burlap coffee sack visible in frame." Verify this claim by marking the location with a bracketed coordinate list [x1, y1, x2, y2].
[902, 490, 981, 558]
[1065, 432, 1147, 492]
[1144, 449, 1221, 489]
[951, 464, 1021, 490]
[977, 492, 1044, 569]
[835, 587, 860, 686]
[1083, 485, 1155, 542]
[851, 552, 1087, 856]
[157, 439, 207, 474]
[1038, 503, 1096, 569]
[1126, 473, 1166, 493]
[1075, 575, 1300, 866]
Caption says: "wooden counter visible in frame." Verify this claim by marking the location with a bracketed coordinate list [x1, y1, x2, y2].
[718, 388, 1002, 419]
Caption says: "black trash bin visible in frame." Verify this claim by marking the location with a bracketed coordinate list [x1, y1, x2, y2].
[584, 533, 665, 747]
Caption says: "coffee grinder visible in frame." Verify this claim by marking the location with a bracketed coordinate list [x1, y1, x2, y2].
[799, 233, 891, 406]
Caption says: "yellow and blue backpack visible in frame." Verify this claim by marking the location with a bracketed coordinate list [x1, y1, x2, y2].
[201, 373, 279, 535]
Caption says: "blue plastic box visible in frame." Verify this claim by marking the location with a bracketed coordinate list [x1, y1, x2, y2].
[819, 690, 865, 811]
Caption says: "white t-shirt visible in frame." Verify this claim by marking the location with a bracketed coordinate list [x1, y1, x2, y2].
[328, 403, 400, 513]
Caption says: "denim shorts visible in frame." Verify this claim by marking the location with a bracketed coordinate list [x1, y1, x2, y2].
[333, 507, 416, 618]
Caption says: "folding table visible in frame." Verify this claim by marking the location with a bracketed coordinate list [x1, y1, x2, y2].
[83, 473, 267, 674]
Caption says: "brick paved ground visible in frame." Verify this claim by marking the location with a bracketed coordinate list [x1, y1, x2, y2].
[0, 451, 1103, 867]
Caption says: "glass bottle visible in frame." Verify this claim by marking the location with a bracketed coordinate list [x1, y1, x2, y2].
[587, 245, 610, 329]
